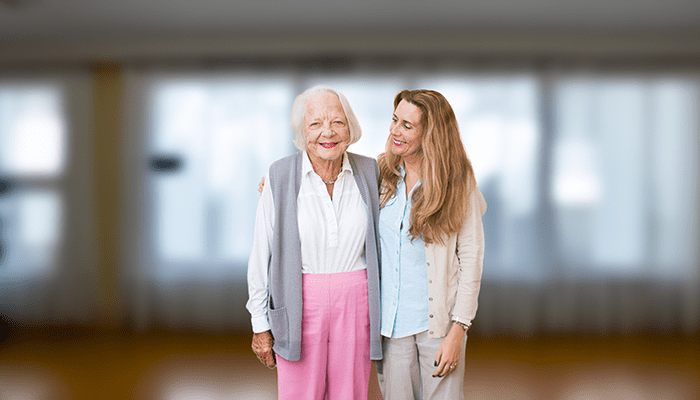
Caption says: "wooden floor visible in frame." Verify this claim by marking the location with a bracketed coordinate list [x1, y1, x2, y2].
[1, 327, 698, 399]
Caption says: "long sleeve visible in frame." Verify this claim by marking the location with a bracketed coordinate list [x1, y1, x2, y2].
[451, 186, 487, 323]
[246, 171, 275, 333]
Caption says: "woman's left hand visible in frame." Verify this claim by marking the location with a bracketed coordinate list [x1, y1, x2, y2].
[432, 324, 466, 377]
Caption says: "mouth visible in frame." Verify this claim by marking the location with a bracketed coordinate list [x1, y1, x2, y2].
[320, 142, 339, 149]
[393, 138, 407, 146]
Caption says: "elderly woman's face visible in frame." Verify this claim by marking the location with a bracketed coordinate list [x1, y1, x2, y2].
[304, 92, 350, 163]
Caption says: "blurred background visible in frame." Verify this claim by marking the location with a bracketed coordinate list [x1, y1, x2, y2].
[1, 0, 699, 398]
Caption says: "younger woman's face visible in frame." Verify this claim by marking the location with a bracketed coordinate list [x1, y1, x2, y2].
[389, 99, 423, 159]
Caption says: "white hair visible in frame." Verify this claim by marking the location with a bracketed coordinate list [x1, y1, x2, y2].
[290, 85, 362, 151]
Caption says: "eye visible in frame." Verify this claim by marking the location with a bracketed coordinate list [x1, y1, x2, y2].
[333, 120, 345, 125]
[403, 124, 412, 130]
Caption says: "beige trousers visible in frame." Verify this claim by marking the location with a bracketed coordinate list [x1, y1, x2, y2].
[377, 331, 467, 400]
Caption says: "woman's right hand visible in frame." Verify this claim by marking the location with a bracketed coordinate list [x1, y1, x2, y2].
[252, 330, 276, 369]
[258, 176, 265, 195]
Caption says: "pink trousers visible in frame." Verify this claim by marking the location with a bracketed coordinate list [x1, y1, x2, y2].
[277, 269, 371, 400]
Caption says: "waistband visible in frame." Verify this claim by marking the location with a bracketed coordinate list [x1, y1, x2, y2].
[302, 269, 367, 285]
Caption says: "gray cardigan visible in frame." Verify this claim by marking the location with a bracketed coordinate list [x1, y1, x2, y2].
[267, 151, 382, 362]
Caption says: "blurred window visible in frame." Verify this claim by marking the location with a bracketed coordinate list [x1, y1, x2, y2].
[0, 82, 66, 277]
[551, 75, 698, 280]
[144, 74, 296, 278]
[137, 70, 698, 284]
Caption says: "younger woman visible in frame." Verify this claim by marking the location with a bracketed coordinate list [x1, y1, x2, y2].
[377, 89, 486, 399]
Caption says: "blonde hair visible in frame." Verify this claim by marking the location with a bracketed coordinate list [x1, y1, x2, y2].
[378, 89, 476, 245]
[290, 85, 362, 151]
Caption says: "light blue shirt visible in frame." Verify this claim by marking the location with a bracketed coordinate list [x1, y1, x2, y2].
[379, 169, 429, 338]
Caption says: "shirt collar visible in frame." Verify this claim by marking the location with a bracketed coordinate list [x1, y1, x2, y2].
[302, 150, 353, 177]
[398, 164, 421, 193]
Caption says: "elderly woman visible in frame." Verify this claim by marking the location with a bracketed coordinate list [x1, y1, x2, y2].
[377, 89, 487, 399]
[246, 85, 382, 399]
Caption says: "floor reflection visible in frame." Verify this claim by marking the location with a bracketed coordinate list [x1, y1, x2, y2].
[0, 362, 70, 400]
[0, 328, 697, 400]
[136, 356, 278, 400]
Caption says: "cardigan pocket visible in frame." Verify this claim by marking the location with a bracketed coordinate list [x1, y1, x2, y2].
[268, 306, 289, 348]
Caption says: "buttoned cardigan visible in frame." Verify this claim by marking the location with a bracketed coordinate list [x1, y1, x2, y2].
[424, 186, 487, 338]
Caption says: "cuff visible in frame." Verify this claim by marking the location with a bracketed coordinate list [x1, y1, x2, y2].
[251, 315, 271, 333]
[451, 317, 472, 331]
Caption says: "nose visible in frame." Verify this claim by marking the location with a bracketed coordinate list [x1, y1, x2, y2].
[321, 124, 335, 137]
[390, 122, 400, 136]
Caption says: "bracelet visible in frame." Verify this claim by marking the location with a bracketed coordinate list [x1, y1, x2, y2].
[453, 320, 471, 331]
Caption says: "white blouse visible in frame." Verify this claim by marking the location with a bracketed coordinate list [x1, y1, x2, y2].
[246, 151, 368, 333]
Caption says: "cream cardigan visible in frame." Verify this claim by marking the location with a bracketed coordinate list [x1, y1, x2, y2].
[424, 186, 487, 338]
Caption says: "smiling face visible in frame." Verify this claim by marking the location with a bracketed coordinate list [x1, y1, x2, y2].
[389, 99, 424, 160]
[304, 91, 351, 164]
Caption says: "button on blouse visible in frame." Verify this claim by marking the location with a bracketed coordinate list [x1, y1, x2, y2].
[379, 168, 429, 338]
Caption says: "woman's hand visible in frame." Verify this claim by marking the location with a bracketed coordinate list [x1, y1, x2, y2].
[432, 324, 466, 377]
[252, 330, 276, 369]
[258, 176, 265, 195]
